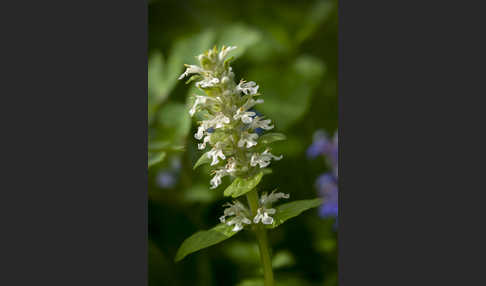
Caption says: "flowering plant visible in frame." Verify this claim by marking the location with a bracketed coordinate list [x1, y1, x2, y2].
[174, 46, 322, 286]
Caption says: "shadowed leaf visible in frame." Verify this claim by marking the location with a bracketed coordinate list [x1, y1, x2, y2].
[268, 198, 323, 228]
[175, 223, 238, 262]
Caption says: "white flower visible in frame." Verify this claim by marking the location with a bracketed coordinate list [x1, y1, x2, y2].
[237, 81, 259, 95]
[219, 201, 251, 232]
[253, 191, 289, 225]
[207, 143, 226, 166]
[211, 114, 230, 129]
[182, 46, 285, 193]
[198, 134, 211, 150]
[241, 98, 264, 111]
[218, 46, 237, 61]
[234, 109, 256, 124]
[196, 77, 220, 89]
[249, 116, 274, 131]
[253, 207, 276, 225]
[238, 132, 258, 148]
[250, 149, 283, 168]
[210, 168, 228, 189]
[260, 191, 290, 206]
[195, 125, 206, 140]
[225, 157, 237, 174]
[178, 64, 203, 80]
[227, 215, 252, 232]
[194, 114, 229, 140]
[189, 95, 208, 117]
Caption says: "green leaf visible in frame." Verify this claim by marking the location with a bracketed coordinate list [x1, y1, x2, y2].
[193, 152, 211, 170]
[175, 223, 237, 262]
[148, 152, 166, 168]
[258, 132, 286, 145]
[268, 198, 323, 228]
[224, 171, 264, 198]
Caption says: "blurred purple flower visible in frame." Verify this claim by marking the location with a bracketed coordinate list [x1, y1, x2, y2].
[316, 173, 338, 218]
[308, 130, 339, 223]
[156, 171, 176, 188]
[155, 157, 182, 189]
[307, 130, 338, 172]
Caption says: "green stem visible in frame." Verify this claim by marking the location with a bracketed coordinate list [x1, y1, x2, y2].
[247, 190, 275, 286]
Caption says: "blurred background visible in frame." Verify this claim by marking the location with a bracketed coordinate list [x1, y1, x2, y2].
[148, 0, 338, 285]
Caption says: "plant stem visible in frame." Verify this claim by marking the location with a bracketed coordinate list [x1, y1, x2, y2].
[247, 190, 275, 286]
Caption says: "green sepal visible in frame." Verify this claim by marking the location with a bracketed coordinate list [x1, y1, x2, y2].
[224, 56, 235, 69]
[185, 74, 202, 84]
[266, 198, 323, 228]
[174, 223, 238, 262]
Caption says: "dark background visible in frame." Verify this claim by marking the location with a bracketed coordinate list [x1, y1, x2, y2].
[148, 0, 338, 285]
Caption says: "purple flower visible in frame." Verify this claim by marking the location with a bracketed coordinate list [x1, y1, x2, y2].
[308, 130, 339, 223]
[307, 130, 338, 164]
[155, 157, 182, 189]
[156, 171, 176, 188]
[316, 173, 338, 218]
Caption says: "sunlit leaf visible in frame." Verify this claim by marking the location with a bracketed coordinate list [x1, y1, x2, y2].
[175, 223, 238, 262]
[268, 198, 323, 228]
[224, 171, 264, 198]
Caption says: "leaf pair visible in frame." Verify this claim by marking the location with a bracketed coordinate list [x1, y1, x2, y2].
[174, 198, 322, 262]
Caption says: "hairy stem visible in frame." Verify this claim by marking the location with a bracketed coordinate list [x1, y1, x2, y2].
[247, 190, 274, 286]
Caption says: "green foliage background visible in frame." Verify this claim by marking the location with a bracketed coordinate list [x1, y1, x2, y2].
[148, 0, 338, 285]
